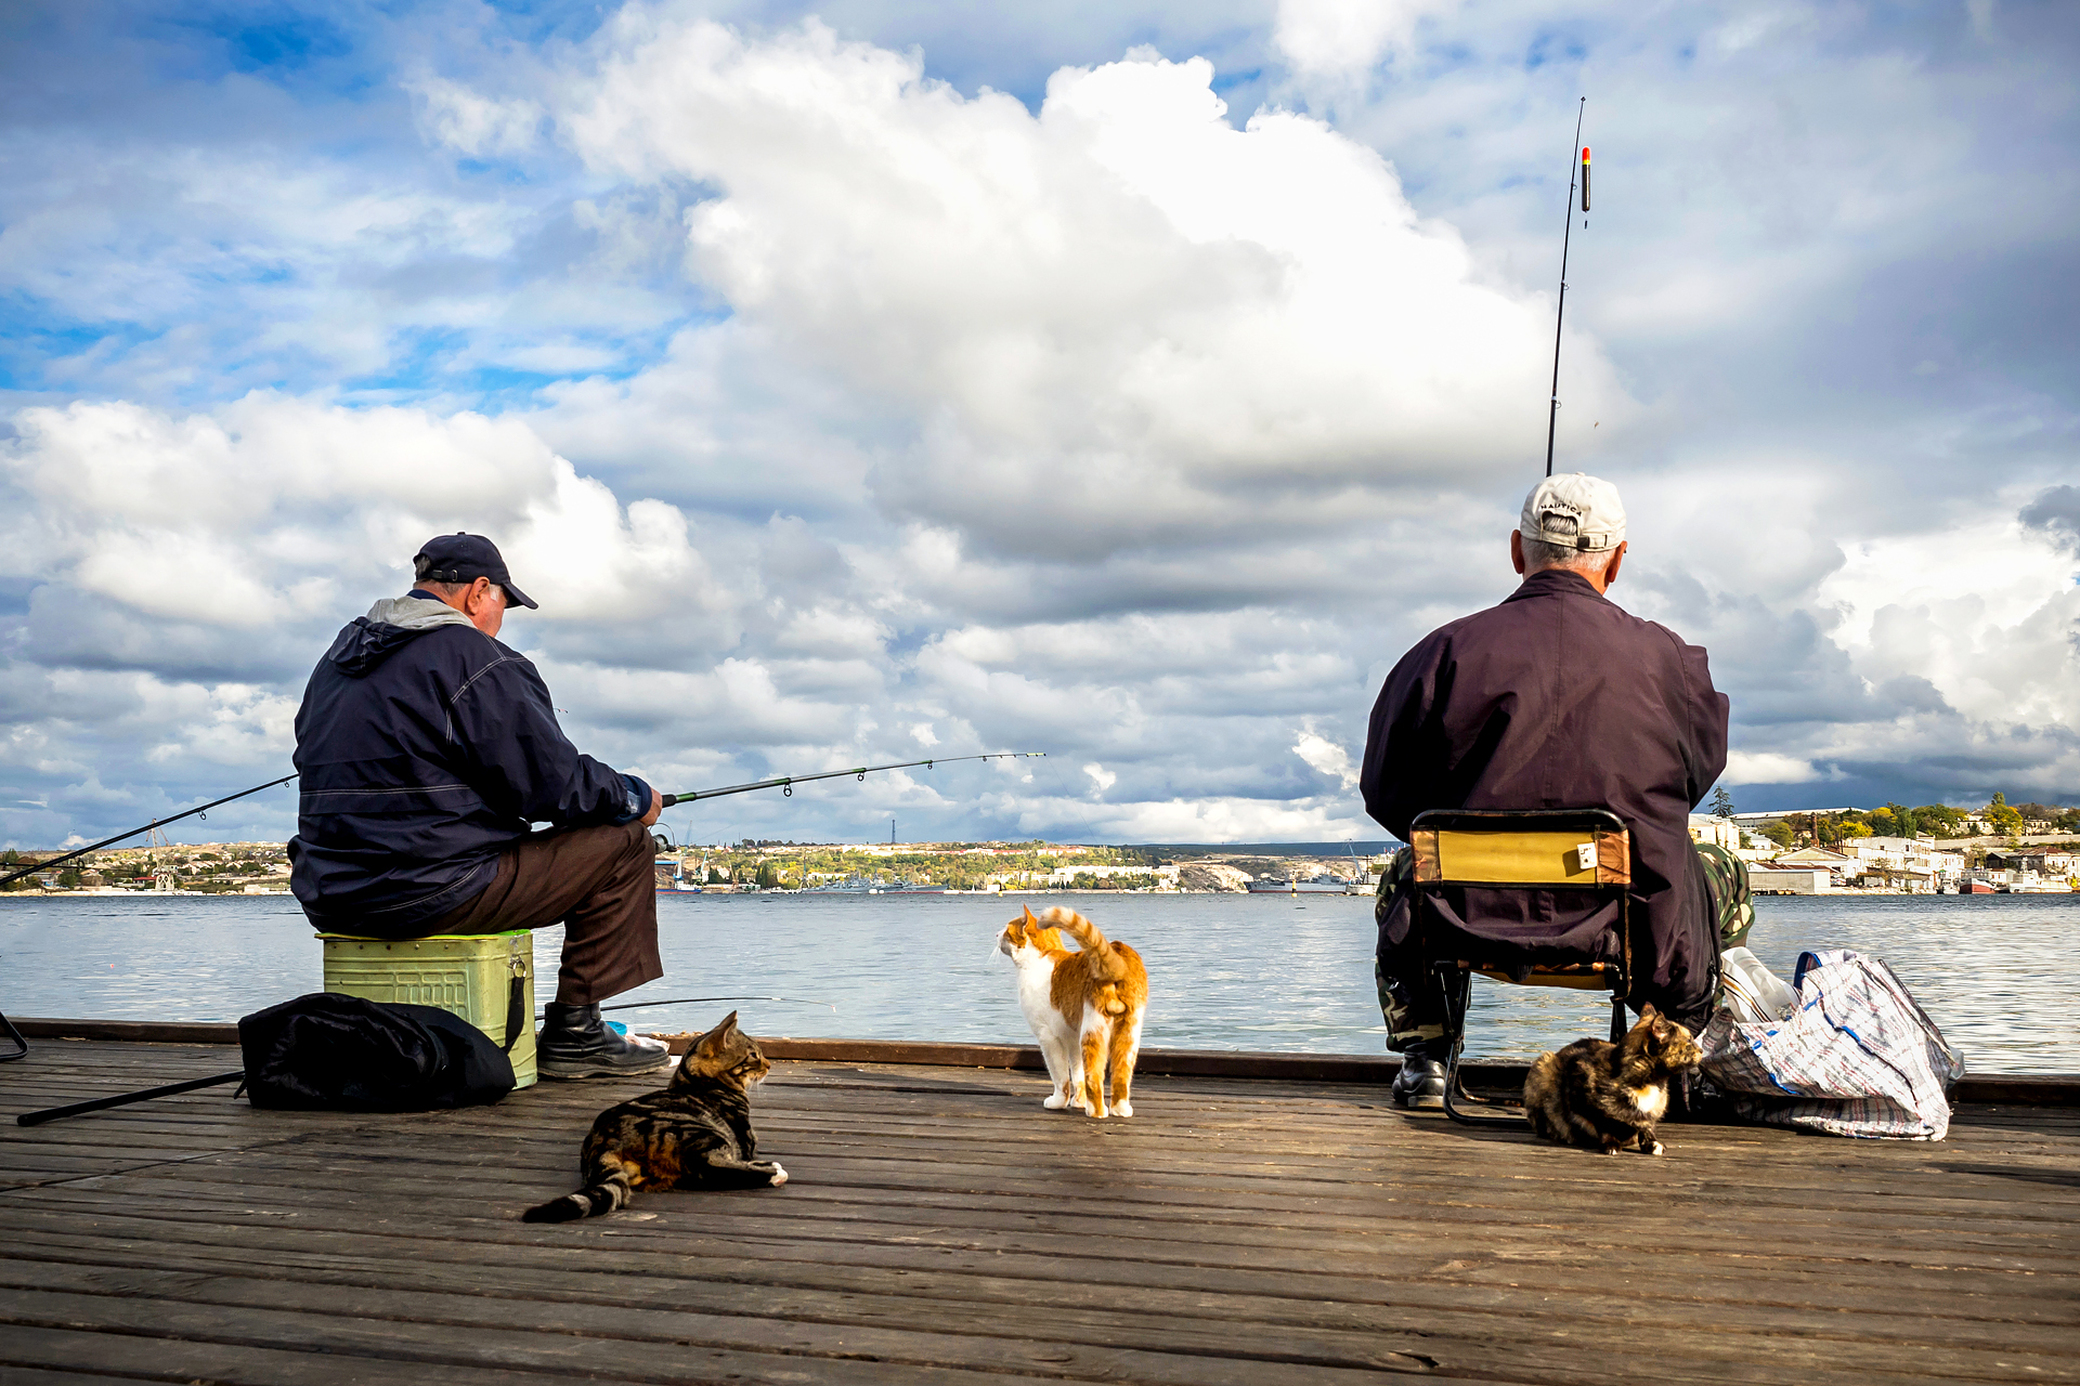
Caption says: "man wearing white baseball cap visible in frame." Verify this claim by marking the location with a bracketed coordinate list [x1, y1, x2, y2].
[1359, 474, 1744, 1109]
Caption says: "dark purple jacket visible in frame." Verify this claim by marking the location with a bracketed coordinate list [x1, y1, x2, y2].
[1361, 568, 1729, 1020]
[289, 594, 650, 934]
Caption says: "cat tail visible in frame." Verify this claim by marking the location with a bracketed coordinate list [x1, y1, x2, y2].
[1041, 907, 1127, 984]
[521, 1156, 636, 1223]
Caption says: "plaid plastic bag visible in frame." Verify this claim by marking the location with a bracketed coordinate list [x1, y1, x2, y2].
[1698, 949, 1965, 1140]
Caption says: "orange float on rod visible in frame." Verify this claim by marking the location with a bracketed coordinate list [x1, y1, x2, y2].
[1580, 146, 1591, 212]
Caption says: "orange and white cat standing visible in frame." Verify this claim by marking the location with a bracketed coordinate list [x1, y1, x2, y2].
[996, 905, 1148, 1118]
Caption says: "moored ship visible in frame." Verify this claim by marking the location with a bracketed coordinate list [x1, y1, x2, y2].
[654, 857, 704, 894]
[1247, 874, 1348, 894]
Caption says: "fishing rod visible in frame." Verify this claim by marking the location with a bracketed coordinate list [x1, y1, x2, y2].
[1544, 98, 1590, 478]
[0, 774, 300, 890]
[1, 753, 1046, 889]
[658, 752, 1046, 806]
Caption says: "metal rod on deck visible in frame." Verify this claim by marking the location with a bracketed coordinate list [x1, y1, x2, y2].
[17, 1069, 246, 1127]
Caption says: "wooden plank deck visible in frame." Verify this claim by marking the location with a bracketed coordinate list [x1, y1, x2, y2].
[2, 1040, 2075, 1384]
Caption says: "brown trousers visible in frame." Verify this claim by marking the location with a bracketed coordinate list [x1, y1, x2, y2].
[422, 821, 663, 1006]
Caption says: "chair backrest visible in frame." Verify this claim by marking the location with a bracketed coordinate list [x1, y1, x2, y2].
[1409, 808, 1630, 887]
[1405, 808, 1635, 992]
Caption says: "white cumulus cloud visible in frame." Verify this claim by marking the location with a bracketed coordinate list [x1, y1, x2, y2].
[1293, 729, 1360, 788]
[0, 392, 727, 629]
[1274, 0, 1457, 78]
[547, 15, 1620, 554]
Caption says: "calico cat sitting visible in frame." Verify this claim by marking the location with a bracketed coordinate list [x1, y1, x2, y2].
[1523, 1003, 1703, 1156]
[996, 905, 1149, 1119]
[522, 1011, 787, 1223]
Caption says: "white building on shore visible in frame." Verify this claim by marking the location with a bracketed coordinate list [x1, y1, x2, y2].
[1842, 836, 1966, 892]
[1760, 839, 1964, 892]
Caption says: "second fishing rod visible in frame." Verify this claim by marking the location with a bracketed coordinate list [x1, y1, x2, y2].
[1545, 98, 1592, 479]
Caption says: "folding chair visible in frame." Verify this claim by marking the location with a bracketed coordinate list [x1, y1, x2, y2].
[1405, 808, 1636, 1126]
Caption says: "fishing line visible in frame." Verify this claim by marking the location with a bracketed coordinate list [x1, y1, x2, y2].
[536, 994, 838, 1021]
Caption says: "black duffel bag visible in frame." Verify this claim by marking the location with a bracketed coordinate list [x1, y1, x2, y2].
[238, 991, 515, 1110]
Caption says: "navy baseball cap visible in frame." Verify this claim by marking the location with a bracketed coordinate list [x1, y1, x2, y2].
[412, 533, 539, 609]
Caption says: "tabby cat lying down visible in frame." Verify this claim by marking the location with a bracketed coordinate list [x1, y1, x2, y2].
[522, 1011, 787, 1223]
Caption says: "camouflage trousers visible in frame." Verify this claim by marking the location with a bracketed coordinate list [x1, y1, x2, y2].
[1373, 840, 1753, 1051]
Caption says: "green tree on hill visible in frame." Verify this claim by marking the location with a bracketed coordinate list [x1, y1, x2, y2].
[1708, 786, 1736, 818]
[1913, 805, 1968, 838]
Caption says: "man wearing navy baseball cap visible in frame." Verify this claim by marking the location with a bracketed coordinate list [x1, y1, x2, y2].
[288, 532, 669, 1079]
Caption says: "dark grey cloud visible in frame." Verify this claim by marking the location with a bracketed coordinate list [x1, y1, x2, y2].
[2021, 485, 2080, 557]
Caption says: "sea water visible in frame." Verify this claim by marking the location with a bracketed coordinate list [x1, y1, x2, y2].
[2, 891, 2074, 1072]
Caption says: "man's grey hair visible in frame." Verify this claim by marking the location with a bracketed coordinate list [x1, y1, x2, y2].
[1521, 514, 1611, 572]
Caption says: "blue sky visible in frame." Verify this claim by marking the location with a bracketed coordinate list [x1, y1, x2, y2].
[2, 0, 2076, 848]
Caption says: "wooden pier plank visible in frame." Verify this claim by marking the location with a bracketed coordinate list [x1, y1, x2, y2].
[2, 1041, 2076, 1385]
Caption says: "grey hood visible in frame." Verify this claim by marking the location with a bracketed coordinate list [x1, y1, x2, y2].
[324, 596, 482, 678]
[364, 596, 479, 633]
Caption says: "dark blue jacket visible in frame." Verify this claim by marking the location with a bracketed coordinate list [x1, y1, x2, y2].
[289, 594, 650, 933]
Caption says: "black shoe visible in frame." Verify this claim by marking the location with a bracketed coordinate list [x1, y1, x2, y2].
[538, 1002, 671, 1080]
[1392, 1052, 1447, 1110]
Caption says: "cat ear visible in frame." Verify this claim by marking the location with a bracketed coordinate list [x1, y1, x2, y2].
[1022, 905, 1038, 924]
[695, 1011, 738, 1056]
[1638, 1003, 1660, 1020]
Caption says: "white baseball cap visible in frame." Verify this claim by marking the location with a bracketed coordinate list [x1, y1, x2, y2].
[1520, 473, 1627, 553]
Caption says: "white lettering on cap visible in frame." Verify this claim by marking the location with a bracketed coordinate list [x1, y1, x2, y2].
[1521, 473, 1626, 552]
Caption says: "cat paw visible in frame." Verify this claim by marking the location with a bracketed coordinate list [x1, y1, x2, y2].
[1043, 1093, 1068, 1109]
[1646, 1141, 1665, 1156]
[1113, 1100, 1133, 1118]
[767, 1164, 789, 1186]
